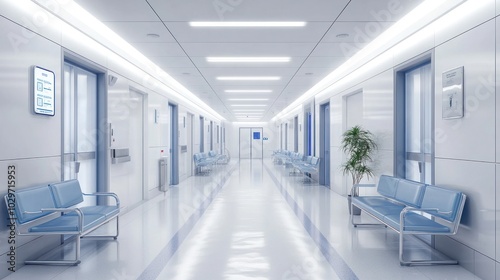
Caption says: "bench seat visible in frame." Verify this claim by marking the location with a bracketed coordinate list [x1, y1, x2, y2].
[383, 213, 451, 233]
[5, 179, 120, 265]
[64, 205, 119, 218]
[30, 214, 106, 233]
[350, 175, 466, 266]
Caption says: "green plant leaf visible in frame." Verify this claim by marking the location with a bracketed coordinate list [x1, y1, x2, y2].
[340, 125, 377, 185]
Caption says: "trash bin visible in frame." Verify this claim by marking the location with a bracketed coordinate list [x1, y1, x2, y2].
[159, 157, 169, 192]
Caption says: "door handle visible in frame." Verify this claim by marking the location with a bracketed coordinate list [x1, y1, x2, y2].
[75, 161, 81, 174]
[418, 162, 422, 173]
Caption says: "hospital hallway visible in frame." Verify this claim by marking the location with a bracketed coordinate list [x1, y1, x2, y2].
[5, 159, 478, 280]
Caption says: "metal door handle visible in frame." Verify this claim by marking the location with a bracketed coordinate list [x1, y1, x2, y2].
[75, 161, 81, 174]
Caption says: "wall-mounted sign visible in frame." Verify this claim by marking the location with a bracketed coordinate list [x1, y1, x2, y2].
[442, 66, 464, 119]
[33, 66, 55, 116]
[253, 132, 261, 140]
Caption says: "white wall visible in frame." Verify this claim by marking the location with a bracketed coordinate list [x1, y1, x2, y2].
[0, 1, 223, 276]
[275, 1, 499, 278]
[0, 13, 64, 276]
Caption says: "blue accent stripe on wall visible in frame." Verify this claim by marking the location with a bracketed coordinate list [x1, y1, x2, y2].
[137, 165, 237, 280]
[264, 164, 359, 280]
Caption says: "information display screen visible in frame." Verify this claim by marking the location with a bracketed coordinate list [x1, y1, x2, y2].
[33, 66, 55, 116]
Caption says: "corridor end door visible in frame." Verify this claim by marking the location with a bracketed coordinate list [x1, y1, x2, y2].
[239, 127, 263, 159]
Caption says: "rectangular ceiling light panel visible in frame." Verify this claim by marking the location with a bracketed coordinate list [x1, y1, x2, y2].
[217, 77, 281, 81]
[190, 22, 307, 27]
[207, 57, 291, 63]
[225, 90, 273, 93]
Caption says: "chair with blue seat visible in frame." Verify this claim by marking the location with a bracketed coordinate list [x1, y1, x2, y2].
[49, 179, 120, 238]
[350, 175, 466, 266]
[194, 153, 213, 175]
[5, 180, 120, 265]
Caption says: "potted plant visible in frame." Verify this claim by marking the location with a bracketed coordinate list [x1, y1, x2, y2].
[341, 125, 377, 215]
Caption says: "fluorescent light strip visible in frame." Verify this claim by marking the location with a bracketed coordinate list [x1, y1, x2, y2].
[228, 99, 269, 101]
[231, 104, 267, 107]
[190, 22, 306, 27]
[207, 57, 290, 63]
[225, 90, 273, 93]
[217, 77, 281, 81]
[232, 109, 265, 112]
[272, 0, 458, 122]
[233, 122, 267, 125]
[32, 0, 225, 122]
[234, 113, 263, 115]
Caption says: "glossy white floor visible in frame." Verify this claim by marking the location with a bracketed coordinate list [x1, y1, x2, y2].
[5, 159, 479, 280]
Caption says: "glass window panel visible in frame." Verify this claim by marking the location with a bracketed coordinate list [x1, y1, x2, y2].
[63, 65, 75, 155]
[405, 160, 420, 182]
[405, 69, 421, 154]
[77, 70, 97, 153]
[404, 63, 433, 183]
[423, 64, 433, 154]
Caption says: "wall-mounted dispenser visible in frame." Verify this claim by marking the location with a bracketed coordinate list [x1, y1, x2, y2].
[159, 157, 169, 192]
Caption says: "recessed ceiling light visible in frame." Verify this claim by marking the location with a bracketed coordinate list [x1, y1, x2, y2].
[182, 72, 191, 75]
[336, 33, 349, 38]
[189, 22, 307, 27]
[146, 33, 160, 38]
[305, 72, 314, 76]
[217, 77, 281, 81]
[225, 90, 273, 93]
[207, 57, 291, 63]
[232, 109, 265, 112]
[228, 98, 269, 101]
[231, 104, 267, 107]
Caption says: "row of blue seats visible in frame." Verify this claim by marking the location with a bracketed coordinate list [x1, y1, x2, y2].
[272, 150, 320, 182]
[351, 175, 466, 266]
[5, 179, 119, 265]
[193, 151, 227, 175]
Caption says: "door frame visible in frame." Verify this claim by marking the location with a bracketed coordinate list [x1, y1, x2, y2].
[169, 103, 179, 185]
[130, 87, 148, 201]
[342, 89, 363, 195]
[239, 127, 264, 159]
[394, 51, 435, 182]
[63, 50, 109, 196]
[187, 112, 194, 176]
[319, 102, 330, 187]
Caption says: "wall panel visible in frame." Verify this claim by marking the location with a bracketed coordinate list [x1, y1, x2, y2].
[0, 17, 62, 160]
[435, 158, 495, 259]
[435, 21, 496, 163]
[434, 0, 495, 47]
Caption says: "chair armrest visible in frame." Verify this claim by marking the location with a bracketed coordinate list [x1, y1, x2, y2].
[402, 207, 452, 216]
[24, 208, 84, 231]
[35, 207, 83, 215]
[83, 192, 120, 207]
[23, 208, 79, 214]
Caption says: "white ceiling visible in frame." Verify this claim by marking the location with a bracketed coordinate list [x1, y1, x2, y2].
[74, 0, 424, 122]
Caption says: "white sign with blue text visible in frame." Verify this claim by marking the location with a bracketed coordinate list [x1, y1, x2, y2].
[33, 66, 55, 116]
